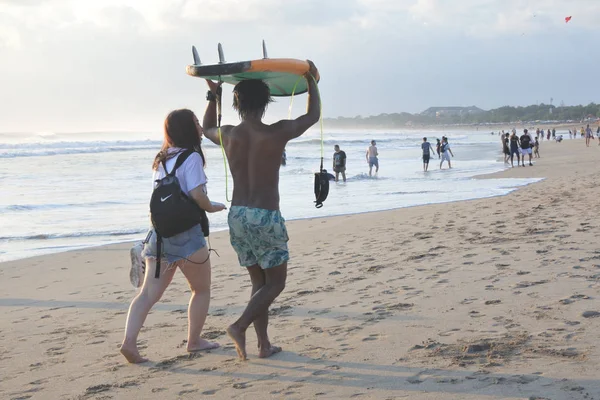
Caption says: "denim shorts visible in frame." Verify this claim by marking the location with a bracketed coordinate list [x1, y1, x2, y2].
[141, 224, 207, 264]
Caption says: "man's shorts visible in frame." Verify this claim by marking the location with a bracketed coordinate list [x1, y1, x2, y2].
[510, 148, 520, 156]
[441, 152, 451, 162]
[228, 206, 289, 269]
[521, 148, 532, 155]
[423, 154, 430, 163]
[333, 166, 346, 173]
[369, 157, 379, 168]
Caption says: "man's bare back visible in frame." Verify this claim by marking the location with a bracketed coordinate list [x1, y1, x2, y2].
[217, 121, 287, 210]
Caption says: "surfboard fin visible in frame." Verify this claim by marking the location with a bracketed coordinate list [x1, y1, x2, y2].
[218, 43, 225, 64]
[192, 46, 201, 65]
[262, 40, 268, 59]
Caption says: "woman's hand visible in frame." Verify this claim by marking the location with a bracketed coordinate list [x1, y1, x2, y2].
[209, 201, 227, 213]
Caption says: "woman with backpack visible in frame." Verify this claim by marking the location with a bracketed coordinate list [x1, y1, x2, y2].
[121, 108, 226, 363]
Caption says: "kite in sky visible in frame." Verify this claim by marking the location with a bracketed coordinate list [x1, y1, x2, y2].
[565, 16, 572, 23]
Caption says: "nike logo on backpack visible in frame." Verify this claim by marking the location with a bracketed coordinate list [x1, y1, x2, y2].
[161, 194, 172, 202]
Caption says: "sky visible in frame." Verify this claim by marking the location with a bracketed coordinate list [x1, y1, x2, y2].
[0, 0, 599, 132]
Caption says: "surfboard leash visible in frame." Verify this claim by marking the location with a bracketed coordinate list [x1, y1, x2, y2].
[216, 80, 232, 203]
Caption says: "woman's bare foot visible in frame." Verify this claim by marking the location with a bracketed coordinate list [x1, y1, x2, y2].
[187, 339, 220, 352]
[226, 324, 247, 360]
[258, 345, 282, 358]
[120, 343, 148, 364]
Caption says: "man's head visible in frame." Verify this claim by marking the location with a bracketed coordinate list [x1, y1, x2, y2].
[443, 137, 448, 143]
[334, 145, 340, 152]
[524, 129, 528, 134]
[232, 79, 273, 120]
[371, 140, 376, 146]
[423, 137, 427, 142]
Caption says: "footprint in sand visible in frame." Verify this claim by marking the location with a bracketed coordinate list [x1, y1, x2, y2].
[362, 334, 380, 341]
[439, 328, 461, 337]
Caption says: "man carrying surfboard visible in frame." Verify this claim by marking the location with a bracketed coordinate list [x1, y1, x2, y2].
[202, 61, 321, 360]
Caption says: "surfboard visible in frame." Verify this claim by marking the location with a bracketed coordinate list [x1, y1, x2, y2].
[186, 41, 318, 97]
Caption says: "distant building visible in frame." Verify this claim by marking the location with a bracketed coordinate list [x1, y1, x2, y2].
[421, 106, 485, 118]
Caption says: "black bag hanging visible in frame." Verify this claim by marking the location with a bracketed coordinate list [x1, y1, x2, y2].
[314, 156, 329, 208]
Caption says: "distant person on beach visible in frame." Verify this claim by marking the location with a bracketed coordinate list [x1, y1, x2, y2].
[120, 109, 226, 364]
[597, 126, 600, 145]
[333, 144, 347, 182]
[547, 129, 551, 141]
[436, 139, 442, 159]
[421, 137, 435, 172]
[439, 137, 454, 169]
[569, 130, 573, 139]
[520, 129, 533, 166]
[534, 137, 540, 158]
[281, 148, 287, 166]
[585, 124, 593, 147]
[366, 140, 379, 176]
[509, 131, 521, 168]
[502, 133, 510, 164]
[552, 128, 556, 140]
[202, 63, 321, 360]
[581, 127, 585, 138]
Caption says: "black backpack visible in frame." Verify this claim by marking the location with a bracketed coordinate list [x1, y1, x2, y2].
[150, 149, 209, 278]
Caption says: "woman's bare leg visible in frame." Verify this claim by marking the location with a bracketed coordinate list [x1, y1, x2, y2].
[121, 258, 176, 363]
[178, 246, 219, 352]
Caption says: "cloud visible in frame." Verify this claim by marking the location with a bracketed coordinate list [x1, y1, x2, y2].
[0, 0, 598, 131]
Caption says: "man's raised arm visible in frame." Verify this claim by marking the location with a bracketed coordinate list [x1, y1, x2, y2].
[202, 80, 227, 145]
[272, 61, 321, 141]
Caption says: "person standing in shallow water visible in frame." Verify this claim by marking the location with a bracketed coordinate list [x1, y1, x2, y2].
[332, 144, 347, 182]
[439, 137, 454, 169]
[366, 140, 379, 176]
[436, 138, 441, 159]
[120, 109, 226, 363]
[421, 137, 435, 172]
[202, 62, 321, 360]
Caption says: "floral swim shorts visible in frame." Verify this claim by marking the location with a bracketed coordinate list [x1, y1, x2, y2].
[228, 206, 289, 269]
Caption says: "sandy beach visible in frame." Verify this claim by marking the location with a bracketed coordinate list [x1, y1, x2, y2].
[1, 138, 600, 400]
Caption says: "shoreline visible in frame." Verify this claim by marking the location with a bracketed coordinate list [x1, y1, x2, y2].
[1, 163, 540, 266]
[2, 139, 600, 399]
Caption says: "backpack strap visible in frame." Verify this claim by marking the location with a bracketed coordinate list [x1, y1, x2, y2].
[155, 232, 162, 279]
[165, 149, 196, 176]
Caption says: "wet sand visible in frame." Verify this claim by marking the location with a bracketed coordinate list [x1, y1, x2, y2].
[1, 138, 600, 399]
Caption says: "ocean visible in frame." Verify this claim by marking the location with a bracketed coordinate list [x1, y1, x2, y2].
[0, 129, 541, 263]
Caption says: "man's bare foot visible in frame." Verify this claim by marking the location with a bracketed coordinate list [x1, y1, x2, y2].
[258, 345, 282, 358]
[120, 344, 148, 364]
[226, 324, 247, 361]
[187, 339, 220, 352]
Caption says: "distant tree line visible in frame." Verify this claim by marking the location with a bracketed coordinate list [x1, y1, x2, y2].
[324, 103, 600, 127]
